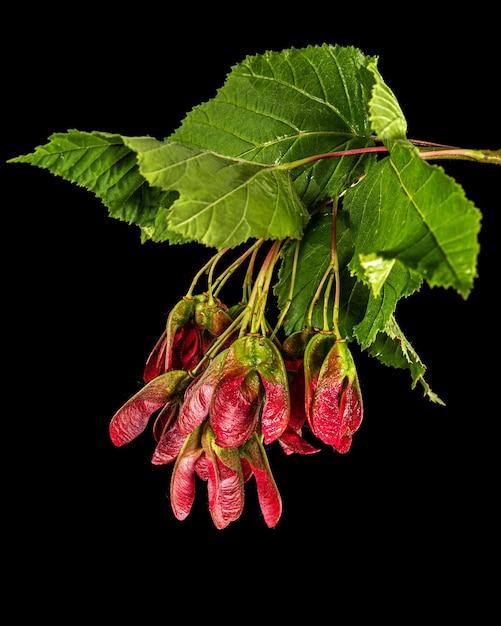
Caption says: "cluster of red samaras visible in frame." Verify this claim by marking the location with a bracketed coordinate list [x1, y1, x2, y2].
[109, 294, 363, 528]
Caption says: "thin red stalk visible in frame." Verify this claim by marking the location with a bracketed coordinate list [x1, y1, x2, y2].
[278, 142, 498, 169]
[301, 146, 388, 164]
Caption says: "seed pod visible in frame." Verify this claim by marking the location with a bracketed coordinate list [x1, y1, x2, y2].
[311, 340, 363, 453]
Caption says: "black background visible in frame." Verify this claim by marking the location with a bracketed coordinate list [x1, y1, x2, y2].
[4, 8, 499, 618]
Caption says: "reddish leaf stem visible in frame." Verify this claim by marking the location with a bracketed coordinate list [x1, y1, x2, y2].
[277, 142, 500, 169]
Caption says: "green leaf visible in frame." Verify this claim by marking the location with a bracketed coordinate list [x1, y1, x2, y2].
[169, 43, 381, 206]
[344, 144, 481, 298]
[358, 253, 395, 296]
[8, 129, 181, 243]
[122, 136, 309, 249]
[368, 61, 412, 147]
[367, 316, 444, 404]
[353, 261, 422, 348]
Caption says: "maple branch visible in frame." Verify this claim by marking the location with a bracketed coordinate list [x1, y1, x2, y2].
[277, 144, 501, 169]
